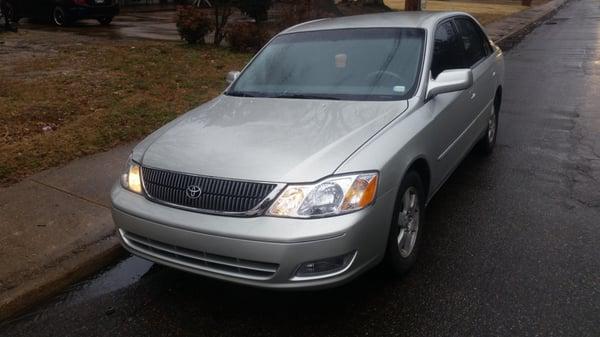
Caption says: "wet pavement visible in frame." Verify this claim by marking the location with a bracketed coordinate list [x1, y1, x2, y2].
[1, 0, 600, 335]
[17, 10, 180, 41]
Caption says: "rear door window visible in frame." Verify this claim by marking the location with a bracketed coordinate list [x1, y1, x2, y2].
[454, 18, 490, 67]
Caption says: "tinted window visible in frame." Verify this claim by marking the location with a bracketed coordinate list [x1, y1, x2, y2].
[431, 21, 465, 79]
[454, 18, 489, 67]
[229, 28, 426, 101]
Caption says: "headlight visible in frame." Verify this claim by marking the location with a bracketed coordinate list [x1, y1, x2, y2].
[266, 172, 378, 218]
[120, 158, 143, 194]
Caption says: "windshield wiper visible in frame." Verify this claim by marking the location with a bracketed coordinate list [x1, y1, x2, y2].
[226, 91, 260, 98]
[228, 91, 341, 100]
[275, 93, 341, 100]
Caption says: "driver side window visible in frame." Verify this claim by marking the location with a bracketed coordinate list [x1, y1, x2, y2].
[431, 21, 464, 79]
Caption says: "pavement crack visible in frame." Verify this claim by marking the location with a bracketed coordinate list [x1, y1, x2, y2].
[28, 179, 110, 210]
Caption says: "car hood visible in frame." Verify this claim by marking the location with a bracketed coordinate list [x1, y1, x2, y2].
[136, 95, 407, 183]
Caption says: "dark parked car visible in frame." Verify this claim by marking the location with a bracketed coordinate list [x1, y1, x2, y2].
[7, 0, 119, 26]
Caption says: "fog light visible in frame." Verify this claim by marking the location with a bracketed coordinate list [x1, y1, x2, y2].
[293, 251, 357, 280]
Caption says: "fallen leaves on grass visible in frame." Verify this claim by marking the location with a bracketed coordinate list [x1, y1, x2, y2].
[0, 35, 251, 186]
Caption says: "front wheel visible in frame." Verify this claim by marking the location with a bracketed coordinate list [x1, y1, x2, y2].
[477, 100, 499, 155]
[385, 170, 426, 275]
[97, 16, 113, 25]
[52, 6, 70, 27]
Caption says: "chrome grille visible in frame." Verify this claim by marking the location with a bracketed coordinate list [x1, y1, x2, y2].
[121, 230, 278, 280]
[141, 167, 277, 214]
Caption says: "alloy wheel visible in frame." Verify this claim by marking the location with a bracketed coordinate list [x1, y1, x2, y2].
[487, 105, 497, 144]
[53, 7, 66, 26]
[397, 186, 420, 258]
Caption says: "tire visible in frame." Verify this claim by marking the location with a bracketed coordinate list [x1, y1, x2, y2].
[385, 170, 426, 275]
[52, 6, 70, 27]
[477, 95, 500, 155]
[97, 16, 112, 25]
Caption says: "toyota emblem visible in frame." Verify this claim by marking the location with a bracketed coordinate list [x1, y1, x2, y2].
[185, 185, 202, 199]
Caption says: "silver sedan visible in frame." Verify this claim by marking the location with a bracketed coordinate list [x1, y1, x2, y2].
[112, 11, 504, 289]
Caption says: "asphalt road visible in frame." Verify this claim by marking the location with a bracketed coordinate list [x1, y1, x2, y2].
[1, 0, 599, 336]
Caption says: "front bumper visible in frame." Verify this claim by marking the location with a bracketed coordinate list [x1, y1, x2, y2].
[111, 183, 395, 289]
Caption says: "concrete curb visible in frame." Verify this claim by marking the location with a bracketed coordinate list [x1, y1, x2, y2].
[0, 0, 571, 323]
[0, 236, 124, 322]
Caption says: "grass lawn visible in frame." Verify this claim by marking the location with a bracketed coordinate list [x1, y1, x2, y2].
[0, 30, 251, 186]
[385, 0, 531, 25]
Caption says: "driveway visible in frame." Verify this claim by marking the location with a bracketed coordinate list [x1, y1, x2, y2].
[17, 10, 180, 41]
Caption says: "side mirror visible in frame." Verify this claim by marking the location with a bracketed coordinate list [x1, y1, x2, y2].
[426, 69, 473, 100]
[226, 71, 241, 84]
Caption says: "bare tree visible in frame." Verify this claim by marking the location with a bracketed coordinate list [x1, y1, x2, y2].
[404, 0, 422, 11]
[212, 0, 234, 46]
[193, 0, 234, 46]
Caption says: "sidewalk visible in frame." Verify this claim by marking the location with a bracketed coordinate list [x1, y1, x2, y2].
[0, 143, 133, 320]
[485, 0, 569, 49]
[0, 0, 568, 321]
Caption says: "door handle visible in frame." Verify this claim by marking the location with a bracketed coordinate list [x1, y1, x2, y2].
[470, 92, 477, 100]
[492, 71, 496, 77]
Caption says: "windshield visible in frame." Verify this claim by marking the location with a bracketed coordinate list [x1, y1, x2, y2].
[227, 28, 425, 101]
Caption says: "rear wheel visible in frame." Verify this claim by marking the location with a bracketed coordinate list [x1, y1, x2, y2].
[52, 6, 70, 27]
[385, 170, 426, 275]
[97, 16, 112, 25]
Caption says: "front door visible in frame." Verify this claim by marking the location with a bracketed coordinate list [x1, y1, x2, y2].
[427, 19, 476, 184]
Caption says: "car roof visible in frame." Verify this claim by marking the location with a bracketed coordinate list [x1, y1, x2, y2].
[282, 11, 467, 34]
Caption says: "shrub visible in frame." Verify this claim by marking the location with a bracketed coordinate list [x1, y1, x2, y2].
[278, 0, 337, 30]
[226, 22, 272, 52]
[176, 6, 213, 44]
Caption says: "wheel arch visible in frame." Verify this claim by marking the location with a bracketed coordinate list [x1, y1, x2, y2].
[402, 156, 431, 202]
[495, 86, 502, 111]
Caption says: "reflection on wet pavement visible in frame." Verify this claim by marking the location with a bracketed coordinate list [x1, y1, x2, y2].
[3, 257, 154, 325]
[18, 11, 179, 41]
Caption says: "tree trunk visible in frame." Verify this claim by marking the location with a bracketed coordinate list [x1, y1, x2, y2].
[404, 0, 421, 11]
[361, 0, 385, 4]
[358, 0, 392, 10]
